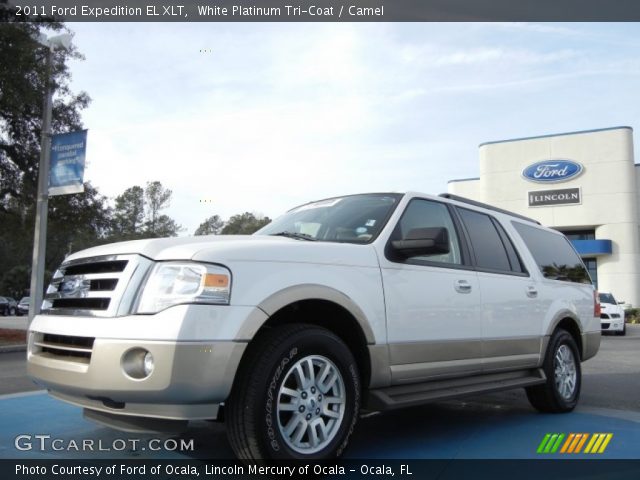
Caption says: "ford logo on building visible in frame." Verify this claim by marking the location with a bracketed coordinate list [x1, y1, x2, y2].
[522, 160, 583, 183]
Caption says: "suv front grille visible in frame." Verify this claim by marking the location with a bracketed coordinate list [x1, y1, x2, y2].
[32, 333, 95, 364]
[64, 260, 128, 276]
[51, 298, 111, 310]
[42, 255, 150, 317]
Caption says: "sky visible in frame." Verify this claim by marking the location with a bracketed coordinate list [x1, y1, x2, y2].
[63, 22, 640, 235]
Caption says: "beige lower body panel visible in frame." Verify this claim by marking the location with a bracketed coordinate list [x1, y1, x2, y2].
[388, 336, 543, 384]
[28, 335, 246, 420]
[582, 331, 601, 361]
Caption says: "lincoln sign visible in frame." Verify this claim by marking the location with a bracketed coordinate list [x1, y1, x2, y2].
[528, 188, 581, 207]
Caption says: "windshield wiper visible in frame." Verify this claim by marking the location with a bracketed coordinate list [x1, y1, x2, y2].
[269, 231, 317, 241]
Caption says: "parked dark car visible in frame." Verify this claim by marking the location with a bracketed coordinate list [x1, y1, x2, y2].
[0, 296, 18, 316]
[17, 297, 30, 316]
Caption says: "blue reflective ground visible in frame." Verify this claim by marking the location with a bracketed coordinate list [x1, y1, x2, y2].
[1, 391, 638, 460]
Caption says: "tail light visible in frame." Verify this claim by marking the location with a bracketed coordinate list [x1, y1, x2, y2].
[594, 290, 601, 317]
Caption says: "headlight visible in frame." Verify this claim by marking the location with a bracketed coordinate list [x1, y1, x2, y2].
[136, 262, 231, 314]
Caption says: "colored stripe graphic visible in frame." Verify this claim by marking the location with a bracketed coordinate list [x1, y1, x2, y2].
[537, 433, 552, 453]
[560, 433, 575, 453]
[598, 433, 613, 453]
[538, 433, 613, 454]
[585, 433, 614, 454]
[550, 433, 565, 453]
[566, 433, 587, 453]
[537, 433, 565, 453]
[575, 433, 589, 453]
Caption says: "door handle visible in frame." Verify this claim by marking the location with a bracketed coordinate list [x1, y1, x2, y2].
[526, 286, 538, 298]
[455, 280, 472, 294]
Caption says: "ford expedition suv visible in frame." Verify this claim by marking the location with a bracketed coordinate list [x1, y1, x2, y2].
[27, 192, 600, 460]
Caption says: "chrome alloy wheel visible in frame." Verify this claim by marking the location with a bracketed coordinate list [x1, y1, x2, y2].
[554, 344, 577, 400]
[276, 355, 346, 454]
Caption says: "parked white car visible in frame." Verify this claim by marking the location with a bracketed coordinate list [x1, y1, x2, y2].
[27, 192, 600, 460]
[599, 292, 626, 336]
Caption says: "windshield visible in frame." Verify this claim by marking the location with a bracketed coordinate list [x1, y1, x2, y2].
[256, 193, 403, 244]
[599, 293, 616, 304]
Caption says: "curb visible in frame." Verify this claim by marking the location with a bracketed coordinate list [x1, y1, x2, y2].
[0, 344, 27, 353]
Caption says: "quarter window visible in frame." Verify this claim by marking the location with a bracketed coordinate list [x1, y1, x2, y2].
[513, 222, 591, 284]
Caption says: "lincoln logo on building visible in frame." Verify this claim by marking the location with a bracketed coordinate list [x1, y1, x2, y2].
[529, 188, 581, 207]
[522, 160, 583, 183]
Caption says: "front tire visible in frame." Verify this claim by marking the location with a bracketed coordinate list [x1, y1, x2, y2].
[226, 324, 360, 460]
[526, 329, 581, 413]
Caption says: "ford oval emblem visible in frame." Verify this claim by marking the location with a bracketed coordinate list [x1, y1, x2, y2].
[522, 160, 583, 183]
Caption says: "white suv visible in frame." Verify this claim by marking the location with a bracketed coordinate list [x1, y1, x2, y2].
[599, 292, 626, 336]
[27, 192, 600, 460]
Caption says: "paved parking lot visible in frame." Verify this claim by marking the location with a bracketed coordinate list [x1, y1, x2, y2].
[0, 326, 638, 461]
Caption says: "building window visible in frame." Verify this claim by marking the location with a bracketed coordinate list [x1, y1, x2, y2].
[562, 229, 595, 241]
[583, 257, 598, 288]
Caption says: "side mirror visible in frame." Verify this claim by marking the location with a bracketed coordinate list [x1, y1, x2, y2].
[391, 227, 450, 258]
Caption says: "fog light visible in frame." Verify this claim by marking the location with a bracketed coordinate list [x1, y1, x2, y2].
[122, 348, 154, 379]
[143, 351, 154, 376]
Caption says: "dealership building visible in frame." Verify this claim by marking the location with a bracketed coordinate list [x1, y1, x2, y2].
[448, 126, 640, 307]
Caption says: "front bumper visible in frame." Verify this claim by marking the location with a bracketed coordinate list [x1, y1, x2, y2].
[27, 304, 267, 421]
[601, 318, 625, 332]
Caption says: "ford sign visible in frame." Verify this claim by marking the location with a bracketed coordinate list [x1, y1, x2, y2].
[522, 160, 583, 183]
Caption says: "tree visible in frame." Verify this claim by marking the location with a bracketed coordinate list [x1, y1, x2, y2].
[194, 215, 224, 236]
[0, 10, 90, 211]
[0, 11, 92, 296]
[221, 212, 271, 235]
[149, 214, 181, 238]
[144, 181, 175, 236]
[107, 181, 182, 240]
[0, 265, 30, 299]
[46, 182, 112, 275]
[111, 186, 144, 239]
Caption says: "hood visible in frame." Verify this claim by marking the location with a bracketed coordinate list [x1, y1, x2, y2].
[600, 302, 619, 310]
[64, 235, 380, 268]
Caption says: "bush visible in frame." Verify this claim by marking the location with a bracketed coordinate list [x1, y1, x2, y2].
[624, 308, 639, 324]
[0, 265, 30, 299]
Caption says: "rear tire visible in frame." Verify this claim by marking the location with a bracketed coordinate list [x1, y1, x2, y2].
[226, 324, 360, 460]
[526, 329, 581, 413]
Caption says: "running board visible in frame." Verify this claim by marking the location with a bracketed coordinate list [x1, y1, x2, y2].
[366, 368, 546, 411]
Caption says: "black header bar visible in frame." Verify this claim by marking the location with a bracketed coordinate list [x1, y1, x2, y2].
[3, 459, 640, 480]
[4, 0, 640, 22]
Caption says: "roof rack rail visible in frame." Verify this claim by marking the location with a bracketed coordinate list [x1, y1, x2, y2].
[439, 193, 541, 225]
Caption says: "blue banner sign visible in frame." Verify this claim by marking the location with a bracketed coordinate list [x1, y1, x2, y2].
[49, 130, 87, 196]
[522, 160, 583, 183]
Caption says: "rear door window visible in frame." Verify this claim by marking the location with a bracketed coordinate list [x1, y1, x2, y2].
[456, 208, 524, 274]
